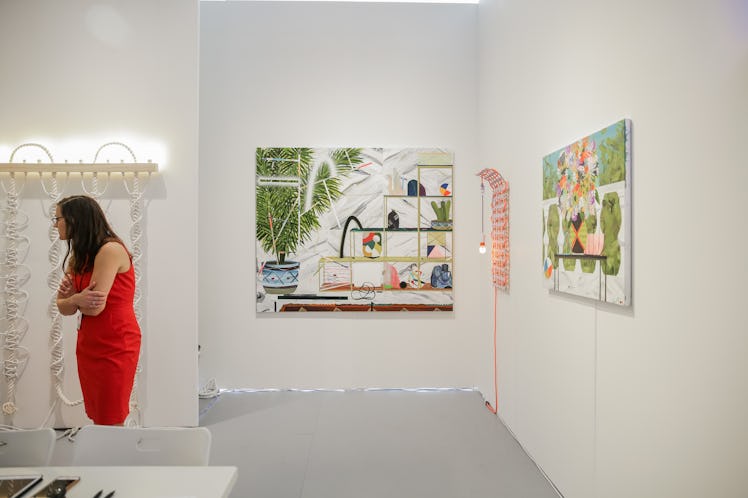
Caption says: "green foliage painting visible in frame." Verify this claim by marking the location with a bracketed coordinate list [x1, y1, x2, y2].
[598, 120, 627, 186]
[542, 156, 559, 200]
[541, 119, 631, 305]
[256, 147, 455, 313]
[256, 147, 360, 263]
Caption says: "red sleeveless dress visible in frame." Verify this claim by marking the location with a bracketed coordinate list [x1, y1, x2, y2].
[74, 254, 141, 425]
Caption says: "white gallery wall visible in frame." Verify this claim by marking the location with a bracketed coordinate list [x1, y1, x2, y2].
[3, 0, 744, 495]
[0, 0, 200, 427]
[198, 2, 486, 390]
[477, 0, 748, 497]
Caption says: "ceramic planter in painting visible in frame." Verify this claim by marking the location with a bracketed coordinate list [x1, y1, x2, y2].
[261, 260, 300, 295]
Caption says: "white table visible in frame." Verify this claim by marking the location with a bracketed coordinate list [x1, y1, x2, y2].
[0, 466, 237, 497]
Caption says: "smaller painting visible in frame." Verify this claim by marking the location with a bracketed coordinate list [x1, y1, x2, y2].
[541, 119, 631, 306]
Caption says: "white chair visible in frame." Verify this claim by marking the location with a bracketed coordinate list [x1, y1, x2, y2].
[71, 425, 212, 466]
[0, 428, 56, 466]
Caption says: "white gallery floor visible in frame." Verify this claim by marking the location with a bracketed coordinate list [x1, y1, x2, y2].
[199, 389, 560, 498]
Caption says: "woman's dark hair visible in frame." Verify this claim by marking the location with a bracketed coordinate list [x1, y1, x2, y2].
[58, 195, 122, 275]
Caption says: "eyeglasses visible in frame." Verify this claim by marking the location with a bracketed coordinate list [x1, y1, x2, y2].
[52, 216, 63, 224]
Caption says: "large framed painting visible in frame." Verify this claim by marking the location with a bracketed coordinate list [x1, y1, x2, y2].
[256, 147, 454, 313]
[542, 119, 631, 306]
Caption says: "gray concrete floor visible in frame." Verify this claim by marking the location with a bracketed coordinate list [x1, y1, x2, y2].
[199, 389, 560, 498]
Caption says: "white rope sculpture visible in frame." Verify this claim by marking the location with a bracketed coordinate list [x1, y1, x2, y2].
[124, 171, 146, 426]
[81, 163, 109, 200]
[37, 149, 83, 416]
[0, 142, 154, 427]
[93, 142, 148, 427]
[1, 145, 38, 417]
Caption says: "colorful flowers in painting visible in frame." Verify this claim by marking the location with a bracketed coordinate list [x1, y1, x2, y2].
[556, 137, 599, 222]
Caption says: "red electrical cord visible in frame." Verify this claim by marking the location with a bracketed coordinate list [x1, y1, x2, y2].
[485, 287, 498, 414]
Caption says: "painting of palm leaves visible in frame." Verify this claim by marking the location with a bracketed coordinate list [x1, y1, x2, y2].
[256, 147, 454, 313]
[256, 147, 361, 262]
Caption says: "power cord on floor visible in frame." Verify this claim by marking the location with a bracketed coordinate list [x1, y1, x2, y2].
[60, 426, 80, 442]
[486, 287, 498, 414]
[199, 378, 220, 399]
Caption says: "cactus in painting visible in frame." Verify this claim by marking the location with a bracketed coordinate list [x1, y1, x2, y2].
[430, 200, 451, 221]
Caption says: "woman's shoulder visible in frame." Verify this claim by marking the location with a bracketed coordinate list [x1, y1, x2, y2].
[96, 240, 131, 272]
[98, 240, 130, 258]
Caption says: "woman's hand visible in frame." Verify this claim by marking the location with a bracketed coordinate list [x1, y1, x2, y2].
[57, 274, 80, 316]
[58, 274, 75, 299]
[76, 281, 107, 311]
[56, 279, 107, 316]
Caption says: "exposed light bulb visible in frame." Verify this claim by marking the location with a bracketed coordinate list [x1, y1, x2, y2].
[479, 241, 486, 254]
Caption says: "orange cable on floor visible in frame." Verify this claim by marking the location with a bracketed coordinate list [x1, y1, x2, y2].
[485, 287, 498, 414]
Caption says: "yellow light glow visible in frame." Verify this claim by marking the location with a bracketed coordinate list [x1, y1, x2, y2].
[0, 135, 168, 171]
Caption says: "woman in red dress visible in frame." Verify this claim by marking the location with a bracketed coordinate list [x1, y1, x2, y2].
[54, 195, 141, 425]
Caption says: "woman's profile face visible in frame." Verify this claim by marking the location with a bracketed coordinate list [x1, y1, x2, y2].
[54, 205, 68, 240]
